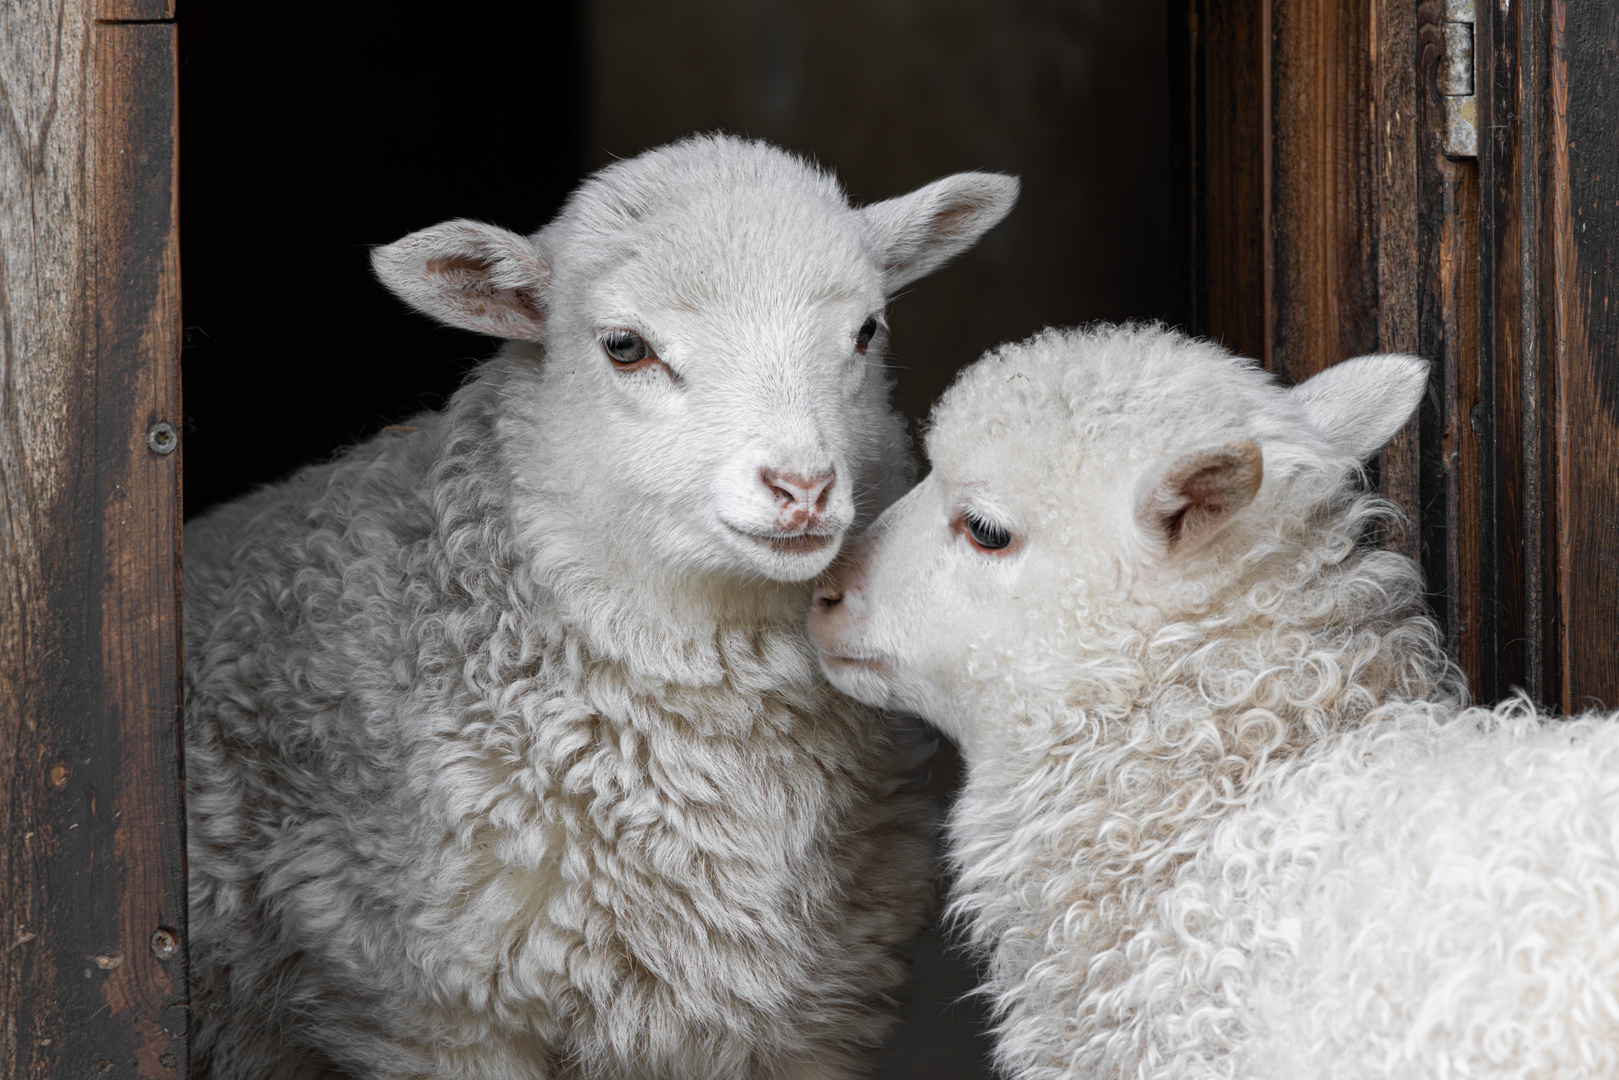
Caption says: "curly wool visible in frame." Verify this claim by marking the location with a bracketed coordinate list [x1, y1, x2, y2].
[184, 365, 932, 1079]
[907, 326, 1619, 1079]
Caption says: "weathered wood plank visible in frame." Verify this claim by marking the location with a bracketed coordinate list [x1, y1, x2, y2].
[1190, 0, 1619, 709]
[1269, 0, 1382, 382]
[1373, 0, 1422, 560]
[1, 2, 100, 1070]
[1552, 0, 1619, 712]
[0, 5, 185, 1076]
[1200, 0, 1267, 359]
[1514, 0, 1560, 706]
[1473, 0, 1511, 702]
[91, 19, 186, 1075]
[95, 0, 171, 22]
[1414, 0, 1485, 689]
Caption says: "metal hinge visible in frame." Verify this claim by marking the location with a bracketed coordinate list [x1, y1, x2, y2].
[1441, 0, 1478, 157]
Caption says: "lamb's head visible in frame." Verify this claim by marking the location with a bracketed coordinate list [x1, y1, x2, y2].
[809, 324, 1431, 745]
[372, 134, 1018, 584]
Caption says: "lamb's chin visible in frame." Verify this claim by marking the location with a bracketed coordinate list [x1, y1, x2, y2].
[816, 654, 896, 707]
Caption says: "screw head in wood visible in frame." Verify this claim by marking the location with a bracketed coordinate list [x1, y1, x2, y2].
[150, 927, 178, 960]
[147, 421, 178, 455]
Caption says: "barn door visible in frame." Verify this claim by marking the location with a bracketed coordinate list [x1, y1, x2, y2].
[1175, 0, 1619, 713]
[1, 1, 188, 1076]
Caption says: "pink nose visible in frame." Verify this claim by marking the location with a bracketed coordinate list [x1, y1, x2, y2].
[761, 468, 836, 526]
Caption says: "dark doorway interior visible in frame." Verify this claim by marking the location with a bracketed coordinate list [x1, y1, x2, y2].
[179, 5, 584, 516]
[180, 3, 1174, 520]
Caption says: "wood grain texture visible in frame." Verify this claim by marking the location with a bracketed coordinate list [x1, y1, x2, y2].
[1415, 0, 1485, 688]
[0, 5, 186, 1077]
[1552, 0, 1619, 712]
[1199, 0, 1267, 359]
[95, 0, 171, 22]
[1514, 0, 1559, 706]
[1187, 0, 1619, 709]
[1373, 0, 1421, 561]
[1269, 0, 1381, 382]
[1474, 0, 1513, 702]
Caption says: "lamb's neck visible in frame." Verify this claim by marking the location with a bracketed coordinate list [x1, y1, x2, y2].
[958, 592, 1462, 928]
[538, 538, 820, 689]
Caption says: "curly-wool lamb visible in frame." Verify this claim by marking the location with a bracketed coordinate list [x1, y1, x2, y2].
[183, 135, 1018, 1080]
[809, 322, 1619, 1079]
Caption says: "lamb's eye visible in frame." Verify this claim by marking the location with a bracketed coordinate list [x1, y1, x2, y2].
[963, 511, 1013, 553]
[855, 316, 879, 354]
[601, 329, 653, 366]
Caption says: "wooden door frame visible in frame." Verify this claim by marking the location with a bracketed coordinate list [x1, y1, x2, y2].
[1173, 0, 1619, 713]
[1, 2, 187, 1076]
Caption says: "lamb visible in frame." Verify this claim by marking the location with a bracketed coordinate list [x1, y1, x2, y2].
[809, 322, 1619, 1079]
[182, 134, 1018, 1080]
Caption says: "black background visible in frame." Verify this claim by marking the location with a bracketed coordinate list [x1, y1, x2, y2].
[179, 4, 584, 516]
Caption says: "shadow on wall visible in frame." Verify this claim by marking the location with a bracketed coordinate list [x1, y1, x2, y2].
[180, 3, 1170, 1077]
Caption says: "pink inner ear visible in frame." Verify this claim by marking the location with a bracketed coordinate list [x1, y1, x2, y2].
[1159, 464, 1228, 544]
[425, 254, 545, 339]
[1138, 440, 1263, 552]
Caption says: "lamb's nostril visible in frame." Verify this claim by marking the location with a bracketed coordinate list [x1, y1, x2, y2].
[812, 585, 843, 608]
[761, 468, 837, 513]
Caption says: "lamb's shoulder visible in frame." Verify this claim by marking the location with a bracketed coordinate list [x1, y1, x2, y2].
[185, 413, 444, 651]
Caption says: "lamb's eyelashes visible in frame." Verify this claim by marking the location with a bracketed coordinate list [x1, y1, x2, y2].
[597, 327, 679, 381]
[953, 506, 1022, 555]
[855, 314, 881, 355]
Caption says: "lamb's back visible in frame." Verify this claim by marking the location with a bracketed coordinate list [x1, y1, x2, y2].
[1160, 708, 1619, 1079]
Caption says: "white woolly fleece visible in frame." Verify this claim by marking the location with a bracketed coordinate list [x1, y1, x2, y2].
[812, 323, 1619, 1079]
[183, 135, 1017, 1080]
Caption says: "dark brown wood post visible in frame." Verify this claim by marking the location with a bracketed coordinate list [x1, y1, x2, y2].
[1476, 0, 1619, 712]
[1180, 0, 1619, 710]
[1542, 0, 1619, 713]
[1, 1, 187, 1076]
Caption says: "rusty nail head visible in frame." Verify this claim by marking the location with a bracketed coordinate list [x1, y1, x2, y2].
[150, 928, 178, 960]
[48, 761, 70, 788]
[147, 422, 178, 455]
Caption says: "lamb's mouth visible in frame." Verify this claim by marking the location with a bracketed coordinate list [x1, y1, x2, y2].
[817, 650, 891, 675]
[726, 524, 839, 556]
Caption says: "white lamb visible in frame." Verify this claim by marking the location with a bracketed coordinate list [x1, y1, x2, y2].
[810, 323, 1619, 1079]
[182, 134, 1018, 1080]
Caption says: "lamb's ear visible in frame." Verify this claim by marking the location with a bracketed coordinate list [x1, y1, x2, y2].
[1291, 354, 1429, 460]
[1134, 439, 1263, 556]
[860, 173, 1020, 291]
[371, 219, 550, 341]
